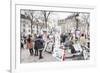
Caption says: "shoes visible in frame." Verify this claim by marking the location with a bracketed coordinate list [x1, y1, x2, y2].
[30, 54, 33, 56]
[30, 53, 34, 56]
[34, 54, 38, 56]
[39, 56, 43, 59]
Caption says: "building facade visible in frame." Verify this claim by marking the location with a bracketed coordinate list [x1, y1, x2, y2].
[58, 13, 89, 35]
[20, 14, 31, 38]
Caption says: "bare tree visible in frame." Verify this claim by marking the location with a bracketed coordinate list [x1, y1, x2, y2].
[41, 10, 51, 28]
[81, 13, 90, 37]
[81, 14, 90, 28]
[25, 10, 35, 34]
[73, 12, 80, 39]
[24, 10, 52, 34]
[74, 13, 80, 31]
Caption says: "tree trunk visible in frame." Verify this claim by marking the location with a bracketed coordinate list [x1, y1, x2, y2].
[37, 23, 39, 34]
[31, 20, 33, 34]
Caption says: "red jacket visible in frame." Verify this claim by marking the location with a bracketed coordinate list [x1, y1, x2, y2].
[27, 40, 33, 49]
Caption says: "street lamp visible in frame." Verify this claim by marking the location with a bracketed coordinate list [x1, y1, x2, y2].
[75, 13, 79, 39]
[75, 13, 79, 31]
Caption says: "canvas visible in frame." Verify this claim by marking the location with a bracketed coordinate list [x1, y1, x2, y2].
[10, 0, 96, 73]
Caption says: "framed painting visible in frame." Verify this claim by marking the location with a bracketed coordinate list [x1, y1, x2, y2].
[10, 0, 96, 73]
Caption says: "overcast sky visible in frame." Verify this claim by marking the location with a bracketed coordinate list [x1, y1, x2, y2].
[21, 10, 73, 19]
[53, 12, 73, 19]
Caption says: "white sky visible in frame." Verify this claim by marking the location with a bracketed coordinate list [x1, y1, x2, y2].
[53, 12, 73, 20]
[21, 10, 73, 20]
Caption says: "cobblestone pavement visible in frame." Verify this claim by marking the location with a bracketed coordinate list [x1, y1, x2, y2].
[20, 49, 57, 63]
[21, 48, 84, 63]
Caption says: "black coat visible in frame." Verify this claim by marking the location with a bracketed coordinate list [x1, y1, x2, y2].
[34, 39, 44, 50]
[69, 44, 76, 54]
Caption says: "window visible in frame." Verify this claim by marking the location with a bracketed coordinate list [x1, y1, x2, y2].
[23, 29, 25, 32]
[23, 24, 25, 27]
[28, 29, 30, 32]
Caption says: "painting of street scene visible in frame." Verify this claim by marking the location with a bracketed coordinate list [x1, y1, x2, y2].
[20, 9, 90, 63]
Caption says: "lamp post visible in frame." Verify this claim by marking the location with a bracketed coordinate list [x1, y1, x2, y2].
[75, 13, 79, 39]
[75, 13, 79, 30]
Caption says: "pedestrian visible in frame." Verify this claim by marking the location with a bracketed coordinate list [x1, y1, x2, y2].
[69, 41, 76, 54]
[33, 34, 38, 56]
[34, 35, 44, 59]
[42, 30, 48, 52]
[34, 37, 38, 56]
[21, 38, 24, 49]
[75, 30, 81, 41]
[23, 35, 26, 44]
[27, 35, 33, 56]
[80, 33, 86, 46]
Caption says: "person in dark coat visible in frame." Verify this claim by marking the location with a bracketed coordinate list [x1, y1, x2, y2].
[69, 41, 76, 54]
[34, 35, 44, 59]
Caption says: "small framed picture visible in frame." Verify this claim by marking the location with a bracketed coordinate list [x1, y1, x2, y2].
[11, 0, 96, 73]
